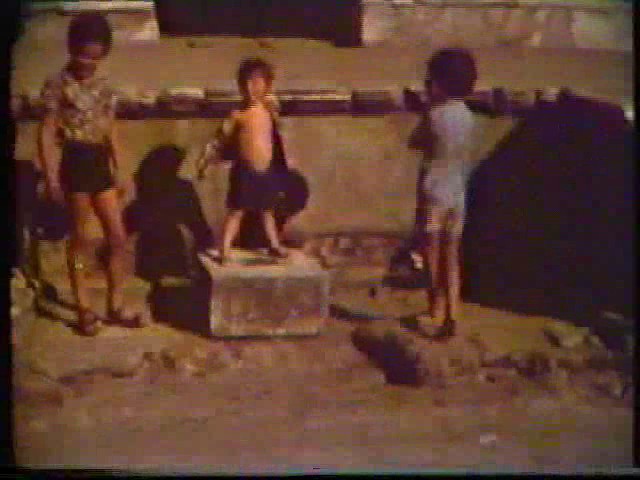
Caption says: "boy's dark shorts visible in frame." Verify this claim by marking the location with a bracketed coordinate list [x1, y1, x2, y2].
[60, 141, 115, 194]
[226, 163, 281, 211]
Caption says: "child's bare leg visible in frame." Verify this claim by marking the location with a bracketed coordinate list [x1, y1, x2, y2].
[443, 212, 464, 322]
[92, 188, 128, 315]
[262, 210, 288, 256]
[422, 205, 447, 322]
[67, 193, 100, 334]
[221, 209, 244, 259]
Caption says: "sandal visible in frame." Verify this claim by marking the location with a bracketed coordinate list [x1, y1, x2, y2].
[267, 246, 289, 259]
[106, 306, 144, 328]
[417, 317, 456, 341]
[75, 307, 103, 337]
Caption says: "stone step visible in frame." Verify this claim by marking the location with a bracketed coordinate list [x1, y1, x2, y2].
[198, 249, 330, 338]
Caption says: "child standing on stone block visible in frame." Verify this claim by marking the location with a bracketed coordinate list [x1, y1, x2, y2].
[38, 13, 143, 335]
[197, 57, 294, 265]
[413, 48, 479, 340]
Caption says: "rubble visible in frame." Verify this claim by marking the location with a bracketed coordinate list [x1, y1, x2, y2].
[13, 368, 69, 408]
[543, 321, 591, 349]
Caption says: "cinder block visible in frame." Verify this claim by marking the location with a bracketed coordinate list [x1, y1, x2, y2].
[199, 250, 329, 337]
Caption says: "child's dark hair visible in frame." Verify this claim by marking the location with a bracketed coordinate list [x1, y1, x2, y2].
[67, 13, 113, 56]
[427, 48, 477, 98]
[237, 57, 274, 93]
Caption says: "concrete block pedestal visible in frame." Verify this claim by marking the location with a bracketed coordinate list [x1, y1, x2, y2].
[198, 249, 330, 338]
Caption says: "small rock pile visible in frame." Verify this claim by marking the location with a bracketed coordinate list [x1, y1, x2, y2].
[303, 234, 403, 269]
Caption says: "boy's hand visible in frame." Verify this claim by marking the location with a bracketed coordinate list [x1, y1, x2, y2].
[45, 177, 65, 205]
[115, 175, 135, 200]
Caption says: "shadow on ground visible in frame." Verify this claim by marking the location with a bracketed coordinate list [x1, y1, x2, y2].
[462, 93, 634, 350]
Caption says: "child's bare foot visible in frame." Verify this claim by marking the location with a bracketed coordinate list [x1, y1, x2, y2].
[106, 305, 144, 328]
[75, 307, 103, 337]
[267, 245, 289, 259]
[416, 315, 456, 341]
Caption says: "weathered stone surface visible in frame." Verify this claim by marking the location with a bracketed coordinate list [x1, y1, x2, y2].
[543, 321, 591, 349]
[159, 341, 238, 378]
[352, 323, 427, 386]
[13, 368, 69, 408]
[199, 249, 329, 337]
[26, 334, 166, 381]
[361, 1, 631, 51]
[351, 323, 483, 387]
[35, 238, 153, 321]
[590, 370, 629, 400]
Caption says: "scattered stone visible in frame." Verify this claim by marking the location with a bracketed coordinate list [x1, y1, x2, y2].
[160, 342, 237, 378]
[508, 350, 552, 379]
[59, 372, 114, 398]
[27, 337, 155, 381]
[479, 433, 498, 447]
[73, 409, 95, 429]
[591, 370, 628, 400]
[336, 236, 355, 252]
[351, 323, 427, 386]
[543, 321, 590, 349]
[27, 418, 49, 433]
[13, 371, 68, 408]
[586, 334, 606, 350]
[556, 352, 589, 372]
[120, 406, 135, 419]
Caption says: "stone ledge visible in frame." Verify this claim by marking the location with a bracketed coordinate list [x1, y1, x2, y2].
[362, 1, 631, 50]
[12, 87, 628, 121]
[29, 1, 155, 14]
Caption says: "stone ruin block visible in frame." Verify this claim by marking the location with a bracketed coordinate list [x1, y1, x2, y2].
[198, 250, 329, 338]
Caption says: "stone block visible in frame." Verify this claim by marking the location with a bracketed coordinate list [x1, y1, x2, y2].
[198, 249, 329, 337]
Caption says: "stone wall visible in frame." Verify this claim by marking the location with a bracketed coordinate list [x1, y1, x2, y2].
[14, 114, 515, 239]
[361, 0, 632, 51]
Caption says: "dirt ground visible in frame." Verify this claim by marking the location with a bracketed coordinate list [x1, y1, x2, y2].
[12, 284, 635, 474]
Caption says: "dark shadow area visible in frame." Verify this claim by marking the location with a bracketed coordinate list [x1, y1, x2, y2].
[126, 145, 214, 282]
[148, 269, 213, 338]
[125, 145, 215, 336]
[351, 329, 424, 386]
[16, 160, 71, 242]
[15, 159, 70, 278]
[463, 94, 634, 336]
[383, 247, 428, 290]
[154, 0, 362, 46]
[329, 304, 384, 323]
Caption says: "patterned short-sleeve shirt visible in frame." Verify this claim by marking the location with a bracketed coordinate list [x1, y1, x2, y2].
[40, 67, 117, 144]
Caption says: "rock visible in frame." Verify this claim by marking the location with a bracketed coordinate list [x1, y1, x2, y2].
[586, 334, 606, 350]
[59, 371, 114, 398]
[591, 370, 628, 400]
[72, 408, 95, 429]
[13, 370, 68, 408]
[27, 418, 49, 433]
[336, 236, 355, 251]
[27, 336, 156, 381]
[508, 351, 552, 379]
[543, 321, 589, 349]
[479, 433, 498, 447]
[160, 342, 237, 378]
[351, 323, 427, 386]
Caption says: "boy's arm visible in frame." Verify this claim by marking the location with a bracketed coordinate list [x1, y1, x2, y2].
[197, 113, 238, 178]
[37, 78, 64, 203]
[408, 114, 435, 156]
[276, 119, 297, 170]
[106, 92, 134, 198]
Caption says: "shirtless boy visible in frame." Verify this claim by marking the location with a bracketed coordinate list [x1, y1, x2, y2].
[198, 57, 292, 264]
